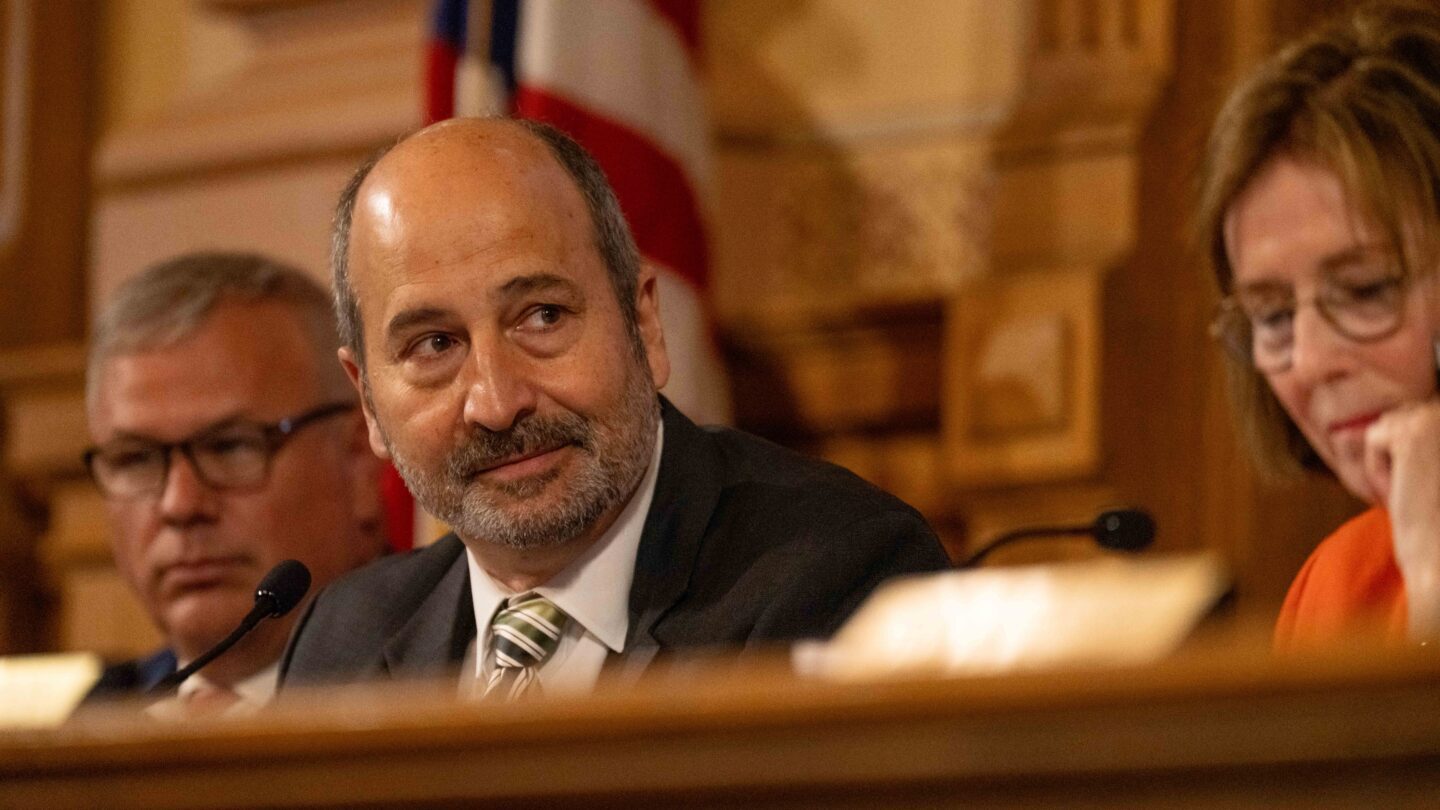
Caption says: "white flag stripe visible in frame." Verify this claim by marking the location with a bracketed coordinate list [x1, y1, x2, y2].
[655, 269, 730, 425]
[517, 0, 713, 197]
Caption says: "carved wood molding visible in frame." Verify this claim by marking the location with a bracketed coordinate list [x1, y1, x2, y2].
[95, 0, 427, 190]
[715, 137, 993, 332]
[0, 0, 32, 261]
[0, 341, 87, 653]
[0, 342, 87, 485]
[944, 266, 1102, 488]
[942, 0, 1175, 493]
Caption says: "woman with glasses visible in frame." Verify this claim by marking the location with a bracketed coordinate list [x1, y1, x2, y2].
[1199, 3, 1440, 648]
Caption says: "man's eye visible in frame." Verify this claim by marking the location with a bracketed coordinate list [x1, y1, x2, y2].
[523, 304, 566, 329]
[410, 333, 459, 357]
[107, 447, 160, 469]
[198, 434, 264, 457]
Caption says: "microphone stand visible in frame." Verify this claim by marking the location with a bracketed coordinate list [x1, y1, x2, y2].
[148, 599, 276, 695]
[958, 525, 1093, 569]
[146, 559, 310, 696]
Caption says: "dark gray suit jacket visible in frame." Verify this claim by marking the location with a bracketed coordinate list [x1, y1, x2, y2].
[279, 401, 950, 686]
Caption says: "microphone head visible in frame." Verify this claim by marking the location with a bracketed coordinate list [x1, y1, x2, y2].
[254, 559, 311, 618]
[1092, 508, 1156, 552]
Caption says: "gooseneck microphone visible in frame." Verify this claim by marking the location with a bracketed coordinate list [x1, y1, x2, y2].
[957, 508, 1156, 569]
[149, 559, 312, 694]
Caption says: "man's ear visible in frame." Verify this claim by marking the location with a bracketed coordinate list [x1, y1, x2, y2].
[339, 346, 392, 460]
[635, 263, 670, 389]
[343, 418, 387, 561]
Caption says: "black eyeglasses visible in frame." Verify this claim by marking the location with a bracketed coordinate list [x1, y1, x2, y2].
[1209, 269, 1408, 372]
[84, 402, 355, 499]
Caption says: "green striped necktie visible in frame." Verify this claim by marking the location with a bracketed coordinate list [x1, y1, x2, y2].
[484, 593, 569, 701]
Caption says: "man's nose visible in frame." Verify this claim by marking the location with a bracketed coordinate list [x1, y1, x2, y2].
[462, 347, 539, 432]
[157, 449, 221, 524]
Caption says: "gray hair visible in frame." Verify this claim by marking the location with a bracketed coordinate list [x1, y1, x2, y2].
[331, 118, 644, 370]
[87, 252, 347, 411]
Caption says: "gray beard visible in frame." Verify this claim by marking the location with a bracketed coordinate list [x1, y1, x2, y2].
[381, 371, 658, 551]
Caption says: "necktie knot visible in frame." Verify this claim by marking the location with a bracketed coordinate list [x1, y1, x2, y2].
[484, 593, 569, 700]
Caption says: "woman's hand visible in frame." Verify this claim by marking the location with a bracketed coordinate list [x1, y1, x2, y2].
[1364, 399, 1440, 640]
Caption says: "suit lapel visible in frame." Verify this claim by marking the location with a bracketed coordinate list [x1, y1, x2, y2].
[381, 535, 476, 678]
[620, 400, 722, 668]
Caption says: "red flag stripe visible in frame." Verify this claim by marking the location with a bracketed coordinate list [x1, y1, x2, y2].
[645, 0, 702, 61]
[514, 86, 709, 290]
[424, 41, 460, 124]
[514, 0, 710, 202]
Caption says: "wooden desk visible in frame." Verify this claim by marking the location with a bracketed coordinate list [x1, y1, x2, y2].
[4, 645, 1439, 808]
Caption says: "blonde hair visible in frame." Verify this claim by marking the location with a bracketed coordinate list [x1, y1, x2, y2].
[1197, 2, 1440, 477]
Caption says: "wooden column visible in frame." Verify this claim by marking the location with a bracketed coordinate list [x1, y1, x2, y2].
[0, 0, 96, 654]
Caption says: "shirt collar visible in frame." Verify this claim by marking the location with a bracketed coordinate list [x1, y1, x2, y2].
[147, 660, 279, 719]
[175, 661, 279, 706]
[466, 420, 664, 653]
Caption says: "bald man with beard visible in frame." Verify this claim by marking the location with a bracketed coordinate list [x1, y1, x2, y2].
[280, 118, 949, 696]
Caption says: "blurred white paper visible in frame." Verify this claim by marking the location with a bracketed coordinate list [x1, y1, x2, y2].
[797, 553, 1229, 681]
[0, 653, 101, 730]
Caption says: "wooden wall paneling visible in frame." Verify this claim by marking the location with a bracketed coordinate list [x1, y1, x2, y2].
[0, 344, 88, 654]
[1105, 0, 1253, 582]
[945, 266, 1102, 488]
[0, 0, 96, 653]
[945, 0, 1175, 555]
[0, 0, 95, 350]
[707, 1, 1034, 552]
[0, 476, 43, 654]
[90, 0, 428, 302]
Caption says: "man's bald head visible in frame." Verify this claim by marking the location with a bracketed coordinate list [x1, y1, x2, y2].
[331, 118, 643, 370]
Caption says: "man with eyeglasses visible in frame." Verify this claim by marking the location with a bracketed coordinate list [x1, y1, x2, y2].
[80, 252, 387, 717]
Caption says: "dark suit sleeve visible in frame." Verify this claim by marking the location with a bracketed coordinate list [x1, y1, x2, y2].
[276, 586, 324, 687]
[278, 535, 473, 689]
[749, 508, 950, 641]
[649, 488, 951, 650]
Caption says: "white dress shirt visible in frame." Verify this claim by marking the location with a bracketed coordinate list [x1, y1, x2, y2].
[463, 422, 663, 697]
[145, 661, 279, 720]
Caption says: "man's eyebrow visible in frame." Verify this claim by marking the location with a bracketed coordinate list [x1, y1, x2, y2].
[385, 306, 452, 337]
[103, 413, 253, 445]
[496, 273, 582, 300]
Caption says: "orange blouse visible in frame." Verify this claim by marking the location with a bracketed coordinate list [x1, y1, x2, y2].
[1274, 507, 1408, 650]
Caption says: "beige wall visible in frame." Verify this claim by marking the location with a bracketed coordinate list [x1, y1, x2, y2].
[99, 0, 188, 132]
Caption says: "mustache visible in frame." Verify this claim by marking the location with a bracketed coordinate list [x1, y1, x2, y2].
[445, 414, 592, 478]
